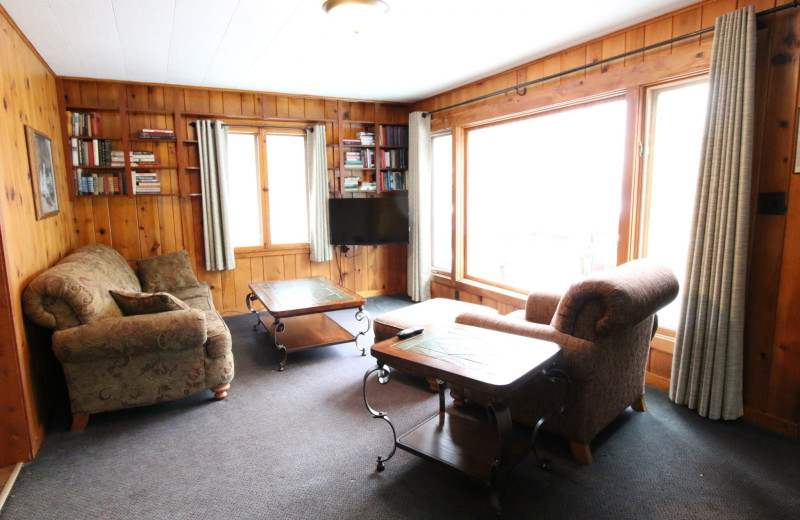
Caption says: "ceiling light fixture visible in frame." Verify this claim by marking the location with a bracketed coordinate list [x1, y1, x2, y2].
[322, 0, 389, 33]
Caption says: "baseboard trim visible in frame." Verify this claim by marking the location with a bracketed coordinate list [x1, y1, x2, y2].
[0, 463, 23, 512]
[743, 407, 799, 438]
[645, 372, 670, 391]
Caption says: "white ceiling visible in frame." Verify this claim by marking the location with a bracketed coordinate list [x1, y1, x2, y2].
[3, 0, 700, 103]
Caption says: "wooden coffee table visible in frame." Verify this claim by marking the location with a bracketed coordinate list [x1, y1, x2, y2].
[363, 323, 567, 513]
[246, 277, 370, 371]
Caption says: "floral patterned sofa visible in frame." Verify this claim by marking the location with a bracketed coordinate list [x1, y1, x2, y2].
[22, 244, 233, 431]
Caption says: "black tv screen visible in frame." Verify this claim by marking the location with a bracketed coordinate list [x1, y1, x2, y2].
[328, 196, 409, 245]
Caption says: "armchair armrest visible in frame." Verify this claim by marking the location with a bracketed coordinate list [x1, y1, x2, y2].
[455, 311, 598, 380]
[524, 291, 563, 324]
[52, 309, 207, 363]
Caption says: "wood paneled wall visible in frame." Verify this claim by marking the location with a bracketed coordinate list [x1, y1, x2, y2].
[61, 79, 408, 316]
[0, 6, 76, 465]
[415, 0, 800, 436]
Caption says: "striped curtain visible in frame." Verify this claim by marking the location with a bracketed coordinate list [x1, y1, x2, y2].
[407, 112, 432, 302]
[196, 120, 235, 271]
[306, 124, 332, 262]
[669, 6, 756, 420]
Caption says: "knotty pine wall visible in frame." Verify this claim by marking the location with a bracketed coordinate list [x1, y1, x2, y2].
[61, 78, 408, 316]
[416, 0, 800, 437]
[0, 6, 76, 465]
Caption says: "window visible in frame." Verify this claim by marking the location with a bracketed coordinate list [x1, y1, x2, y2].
[431, 133, 453, 271]
[226, 128, 308, 250]
[465, 99, 628, 293]
[639, 79, 709, 330]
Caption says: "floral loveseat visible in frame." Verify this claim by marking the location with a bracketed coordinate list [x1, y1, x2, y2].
[22, 244, 233, 430]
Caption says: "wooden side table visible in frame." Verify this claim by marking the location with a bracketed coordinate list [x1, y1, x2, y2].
[363, 323, 569, 514]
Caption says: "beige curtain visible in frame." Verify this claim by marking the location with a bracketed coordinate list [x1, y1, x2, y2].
[669, 6, 756, 420]
[306, 124, 332, 262]
[196, 120, 235, 271]
[407, 112, 431, 301]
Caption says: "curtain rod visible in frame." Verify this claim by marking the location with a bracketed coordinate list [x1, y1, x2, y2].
[422, 0, 799, 118]
[189, 122, 314, 131]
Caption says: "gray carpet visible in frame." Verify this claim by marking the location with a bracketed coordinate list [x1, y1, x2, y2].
[2, 294, 799, 520]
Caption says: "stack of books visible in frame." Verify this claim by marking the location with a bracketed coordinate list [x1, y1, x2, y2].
[133, 172, 161, 194]
[343, 176, 360, 192]
[70, 138, 113, 166]
[137, 128, 175, 140]
[345, 151, 364, 168]
[343, 138, 361, 146]
[109, 150, 159, 167]
[358, 132, 375, 146]
[359, 181, 377, 192]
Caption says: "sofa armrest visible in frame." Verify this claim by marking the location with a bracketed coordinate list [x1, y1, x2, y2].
[524, 291, 563, 324]
[455, 311, 597, 379]
[52, 309, 207, 363]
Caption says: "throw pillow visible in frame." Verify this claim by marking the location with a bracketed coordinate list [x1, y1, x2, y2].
[110, 290, 190, 316]
[136, 250, 200, 293]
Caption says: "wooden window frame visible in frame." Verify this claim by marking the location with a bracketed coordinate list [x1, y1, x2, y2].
[228, 126, 309, 253]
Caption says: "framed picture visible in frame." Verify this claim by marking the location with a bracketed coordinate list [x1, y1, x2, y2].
[25, 126, 59, 220]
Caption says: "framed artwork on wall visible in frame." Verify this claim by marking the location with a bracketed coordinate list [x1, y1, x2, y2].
[25, 125, 59, 220]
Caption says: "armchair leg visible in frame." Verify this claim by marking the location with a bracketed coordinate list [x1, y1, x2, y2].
[570, 441, 593, 465]
[212, 383, 231, 400]
[631, 395, 647, 412]
[71, 414, 89, 432]
[425, 377, 439, 393]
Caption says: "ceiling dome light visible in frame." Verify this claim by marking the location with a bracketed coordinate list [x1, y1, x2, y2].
[323, 0, 389, 32]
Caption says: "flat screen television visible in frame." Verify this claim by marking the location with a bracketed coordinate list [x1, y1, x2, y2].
[328, 196, 409, 246]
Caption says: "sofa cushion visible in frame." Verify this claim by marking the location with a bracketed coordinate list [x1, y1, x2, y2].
[136, 250, 201, 293]
[110, 290, 190, 315]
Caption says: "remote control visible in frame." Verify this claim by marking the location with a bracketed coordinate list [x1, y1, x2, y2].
[396, 327, 424, 339]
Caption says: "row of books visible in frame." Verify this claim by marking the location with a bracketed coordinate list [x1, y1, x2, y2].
[345, 149, 375, 168]
[70, 138, 114, 167]
[380, 149, 407, 169]
[75, 170, 123, 195]
[67, 111, 102, 137]
[110, 150, 158, 167]
[137, 128, 175, 140]
[380, 126, 408, 147]
[381, 171, 406, 191]
[133, 172, 161, 194]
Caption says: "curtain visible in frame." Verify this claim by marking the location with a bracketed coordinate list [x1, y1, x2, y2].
[407, 112, 432, 302]
[196, 120, 235, 271]
[669, 6, 756, 420]
[306, 124, 332, 262]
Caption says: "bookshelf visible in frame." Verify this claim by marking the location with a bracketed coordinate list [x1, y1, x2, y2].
[332, 101, 408, 196]
[58, 83, 185, 199]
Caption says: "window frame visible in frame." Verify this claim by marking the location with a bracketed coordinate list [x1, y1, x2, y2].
[227, 126, 309, 253]
[460, 93, 629, 294]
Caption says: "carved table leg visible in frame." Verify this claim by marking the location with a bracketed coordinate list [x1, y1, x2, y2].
[269, 318, 288, 371]
[245, 292, 264, 331]
[363, 363, 396, 472]
[353, 306, 371, 356]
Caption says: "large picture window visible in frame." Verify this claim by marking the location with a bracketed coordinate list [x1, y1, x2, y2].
[226, 128, 308, 250]
[465, 99, 628, 292]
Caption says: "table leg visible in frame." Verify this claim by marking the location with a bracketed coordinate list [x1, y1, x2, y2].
[245, 292, 264, 331]
[363, 363, 396, 472]
[488, 402, 512, 516]
[269, 318, 288, 371]
[531, 367, 571, 470]
[353, 306, 371, 356]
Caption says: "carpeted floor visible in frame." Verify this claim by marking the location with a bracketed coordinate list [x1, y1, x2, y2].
[2, 294, 798, 519]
